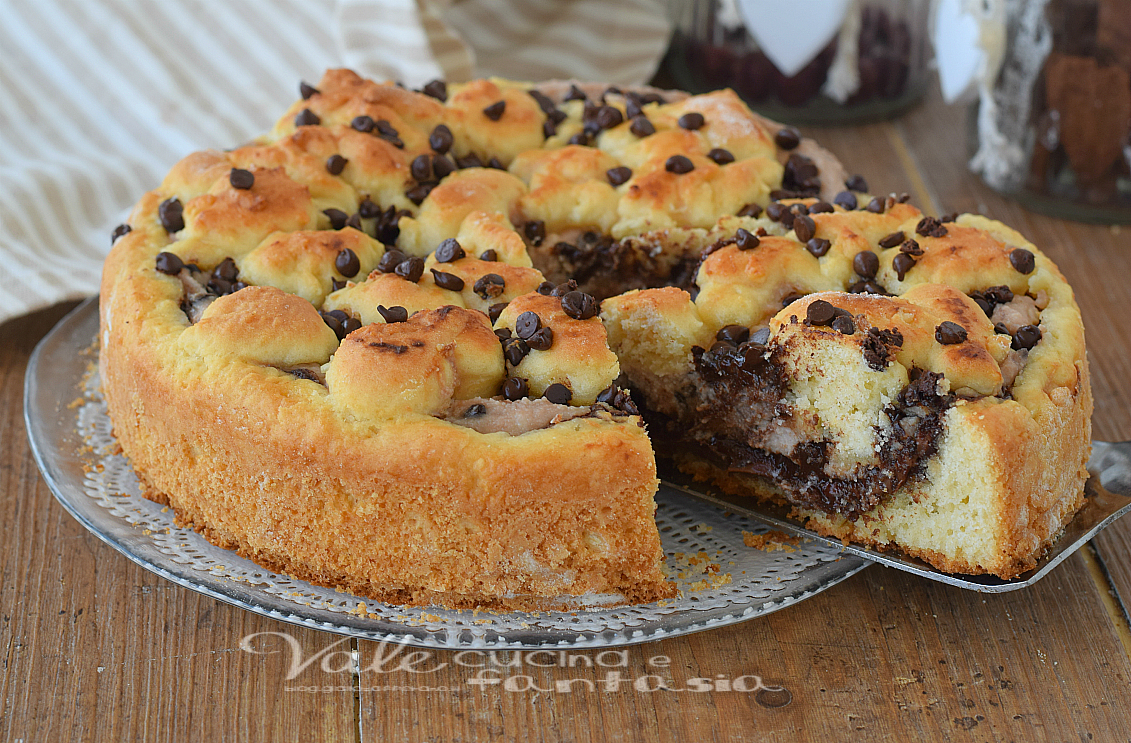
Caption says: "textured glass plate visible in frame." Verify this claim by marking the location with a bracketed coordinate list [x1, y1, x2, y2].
[24, 298, 869, 649]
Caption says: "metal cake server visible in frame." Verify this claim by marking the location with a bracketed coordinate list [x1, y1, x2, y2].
[661, 440, 1131, 592]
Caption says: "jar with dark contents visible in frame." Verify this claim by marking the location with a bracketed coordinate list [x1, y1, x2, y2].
[662, 0, 931, 124]
[964, 0, 1131, 222]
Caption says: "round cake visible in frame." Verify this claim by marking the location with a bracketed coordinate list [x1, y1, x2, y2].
[100, 69, 1090, 608]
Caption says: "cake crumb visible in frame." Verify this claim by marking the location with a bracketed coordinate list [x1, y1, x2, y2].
[742, 530, 800, 552]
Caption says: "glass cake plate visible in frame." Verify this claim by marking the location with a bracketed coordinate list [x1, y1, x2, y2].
[25, 298, 870, 649]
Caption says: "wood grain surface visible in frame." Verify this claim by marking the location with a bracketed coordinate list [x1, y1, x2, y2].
[4, 86, 1131, 742]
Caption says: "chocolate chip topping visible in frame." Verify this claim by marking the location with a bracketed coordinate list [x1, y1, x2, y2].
[410, 155, 432, 182]
[430, 268, 464, 291]
[504, 337, 530, 366]
[568, 132, 590, 146]
[377, 305, 408, 324]
[299, 81, 319, 100]
[112, 223, 132, 245]
[514, 311, 541, 339]
[935, 321, 967, 345]
[865, 197, 885, 213]
[503, 377, 529, 401]
[434, 238, 465, 263]
[483, 100, 506, 121]
[526, 326, 554, 351]
[853, 250, 880, 278]
[377, 249, 407, 273]
[544, 383, 572, 405]
[892, 252, 916, 280]
[845, 174, 868, 192]
[862, 327, 904, 370]
[678, 112, 705, 130]
[595, 105, 623, 131]
[737, 203, 762, 218]
[1010, 248, 1036, 274]
[702, 148, 734, 166]
[158, 197, 184, 233]
[916, 216, 948, 238]
[551, 279, 578, 297]
[1013, 324, 1042, 350]
[351, 115, 376, 133]
[324, 208, 348, 230]
[878, 231, 904, 249]
[716, 324, 750, 345]
[793, 214, 816, 243]
[155, 251, 183, 275]
[565, 84, 587, 102]
[324, 154, 348, 176]
[405, 183, 434, 205]
[464, 403, 486, 418]
[335, 248, 360, 277]
[831, 315, 856, 335]
[734, 228, 759, 251]
[421, 79, 447, 102]
[474, 273, 506, 299]
[774, 126, 801, 150]
[523, 220, 546, 247]
[229, 168, 254, 190]
[488, 302, 508, 324]
[806, 238, 831, 257]
[833, 191, 858, 210]
[629, 115, 655, 138]
[806, 300, 837, 326]
[429, 124, 454, 153]
[331, 278, 346, 292]
[479, 249, 498, 262]
[606, 166, 633, 186]
[294, 108, 320, 127]
[765, 202, 786, 222]
[561, 290, 599, 320]
[394, 256, 425, 283]
[665, 155, 694, 174]
[595, 384, 639, 415]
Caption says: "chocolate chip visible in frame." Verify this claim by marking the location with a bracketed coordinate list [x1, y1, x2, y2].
[479, 249, 498, 262]
[595, 384, 638, 415]
[544, 383, 572, 404]
[793, 214, 816, 242]
[495, 327, 512, 341]
[351, 115, 376, 133]
[986, 285, 1014, 305]
[853, 251, 879, 278]
[940, 212, 958, 223]
[551, 279, 578, 298]
[483, 100, 506, 120]
[157, 197, 185, 233]
[845, 174, 868, 192]
[434, 238, 465, 263]
[375, 119, 399, 138]
[568, 132, 590, 146]
[323, 154, 347, 176]
[629, 115, 655, 137]
[528, 89, 556, 114]
[294, 108, 320, 127]
[831, 315, 856, 335]
[319, 312, 343, 337]
[916, 216, 948, 238]
[422, 79, 447, 102]
[405, 183, 434, 206]
[1010, 248, 1035, 274]
[411, 155, 432, 182]
[427, 269, 461, 292]
[324, 208, 348, 230]
[806, 300, 836, 326]
[299, 81, 319, 100]
[335, 248, 360, 277]
[607, 166, 633, 186]
[526, 326, 553, 351]
[892, 252, 916, 280]
[331, 278, 346, 292]
[229, 168, 254, 190]
[210, 257, 237, 282]
[428, 124, 454, 155]
[781, 293, 805, 308]
[774, 126, 801, 150]
[833, 191, 858, 210]
[357, 200, 380, 219]
[112, 223, 132, 245]
[536, 281, 555, 296]
[878, 231, 904, 249]
[737, 203, 762, 218]
[487, 157, 505, 170]
[341, 317, 361, 335]
[377, 305, 408, 323]
[488, 302, 508, 324]
[935, 321, 968, 345]
[155, 251, 183, 275]
[345, 213, 362, 231]
[395, 256, 424, 282]
[716, 324, 750, 344]
[474, 273, 506, 299]
[765, 202, 787, 222]
[596, 106, 623, 131]
[678, 112, 705, 130]
[1013, 324, 1042, 350]
[515, 311, 541, 339]
[504, 338, 530, 366]
[503, 377, 528, 401]
[896, 239, 921, 257]
[377, 249, 407, 273]
[515, 220, 543, 248]
[561, 290, 599, 320]
[457, 153, 484, 169]
[862, 327, 903, 370]
[865, 197, 884, 213]
[805, 238, 831, 257]
[542, 120, 558, 138]
[735, 228, 759, 251]
[464, 403, 486, 418]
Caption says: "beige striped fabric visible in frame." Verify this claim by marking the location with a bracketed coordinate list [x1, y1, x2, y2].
[0, 0, 669, 325]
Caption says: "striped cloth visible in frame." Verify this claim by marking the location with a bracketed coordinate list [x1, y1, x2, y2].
[0, 0, 669, 324]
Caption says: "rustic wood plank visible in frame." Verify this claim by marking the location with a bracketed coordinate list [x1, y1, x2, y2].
[0, 303, 359, 743]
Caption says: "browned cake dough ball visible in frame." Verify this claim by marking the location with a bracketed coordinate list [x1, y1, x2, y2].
[100, 68, 1089, 607]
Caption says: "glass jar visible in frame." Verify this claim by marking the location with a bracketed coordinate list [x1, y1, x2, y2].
[962, 0, 1131, 223]
[662, 0, 932, 124]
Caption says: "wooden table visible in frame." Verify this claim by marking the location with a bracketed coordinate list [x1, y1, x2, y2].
[4, 86, 1131, 742]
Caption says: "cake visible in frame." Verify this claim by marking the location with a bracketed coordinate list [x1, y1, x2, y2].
[99, 69, 1090, 609]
